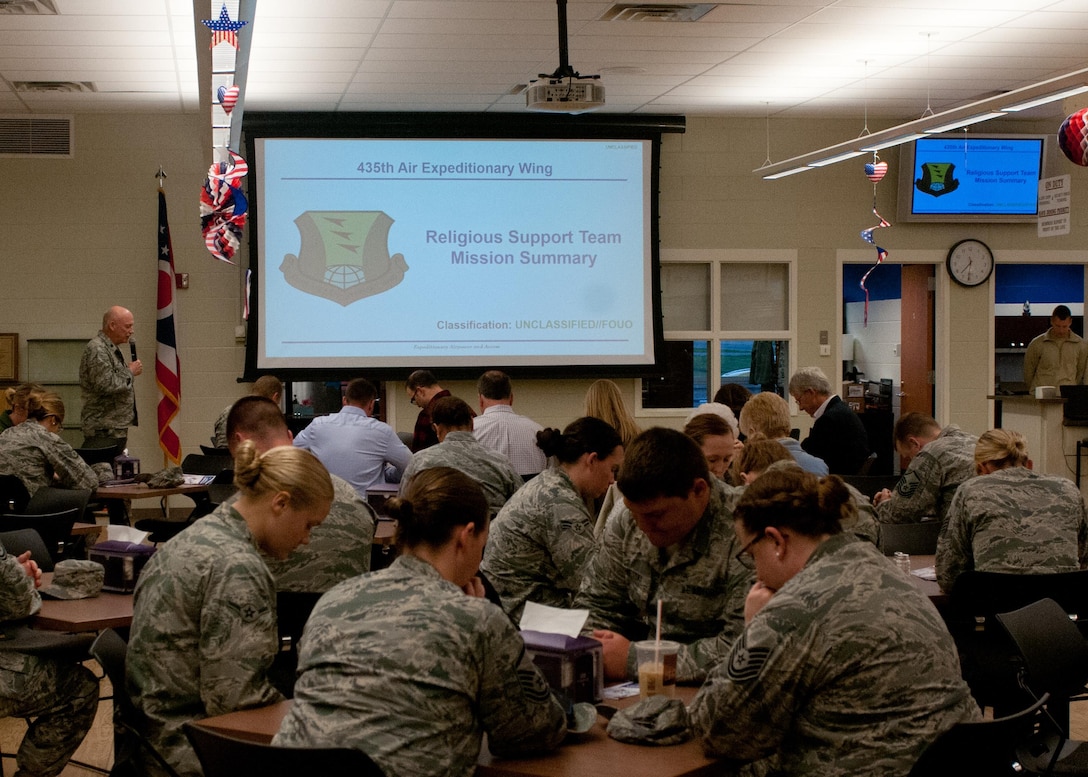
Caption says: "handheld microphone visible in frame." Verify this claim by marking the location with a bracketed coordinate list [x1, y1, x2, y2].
[129, 338, 137, 362]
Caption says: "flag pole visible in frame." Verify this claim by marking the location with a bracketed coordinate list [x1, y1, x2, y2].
[157, 165, 167, 470]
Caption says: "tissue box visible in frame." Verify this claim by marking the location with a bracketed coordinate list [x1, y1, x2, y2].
[88, 541, 156, 593]
[521, 630, 603, 703]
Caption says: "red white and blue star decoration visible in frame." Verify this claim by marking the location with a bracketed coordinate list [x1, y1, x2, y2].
[858, 154, 893, 325]
[201, 4, 247, 50]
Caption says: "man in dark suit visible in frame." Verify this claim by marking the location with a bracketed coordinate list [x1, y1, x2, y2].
[789, 366, 871, 475]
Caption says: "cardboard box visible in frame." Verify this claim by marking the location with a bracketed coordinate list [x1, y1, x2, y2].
[521, 630, 603, 703]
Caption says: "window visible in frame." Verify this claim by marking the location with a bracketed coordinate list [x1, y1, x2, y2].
[642, 252, 794, 411]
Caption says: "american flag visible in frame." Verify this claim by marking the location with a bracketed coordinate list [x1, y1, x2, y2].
[156, 190, 182, 464]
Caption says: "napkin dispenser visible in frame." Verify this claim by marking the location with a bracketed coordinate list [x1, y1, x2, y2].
[88, 540, 156, 593]
[521, 630, 603, 703]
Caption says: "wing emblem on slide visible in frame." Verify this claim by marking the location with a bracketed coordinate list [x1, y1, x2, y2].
[280, 211, 408, 306]
[914, 162, 960, 198]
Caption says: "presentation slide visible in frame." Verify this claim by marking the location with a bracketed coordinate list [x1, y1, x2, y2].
[909, 136, 1043, 216]
[255, 137, 653, 370]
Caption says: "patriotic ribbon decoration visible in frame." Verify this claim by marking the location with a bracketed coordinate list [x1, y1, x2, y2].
[858, 155, 892, 326]
[200, 150, 249, 264]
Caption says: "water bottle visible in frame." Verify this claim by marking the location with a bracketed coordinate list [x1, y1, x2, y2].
[893, 551, 911, 576]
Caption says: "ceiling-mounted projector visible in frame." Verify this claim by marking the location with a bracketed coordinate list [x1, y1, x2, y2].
[526, 77, 605, 114]
[527, 0, 604, 114]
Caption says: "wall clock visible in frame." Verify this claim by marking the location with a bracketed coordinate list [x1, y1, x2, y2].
[946, 239, 994, 287]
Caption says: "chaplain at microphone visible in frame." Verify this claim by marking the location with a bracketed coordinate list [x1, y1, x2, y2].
[79, 305, 142, 450]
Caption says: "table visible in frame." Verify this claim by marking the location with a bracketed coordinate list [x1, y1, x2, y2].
[94, 483, 209, 501]
[908, 553, 946, 608]
[373, 518, 395, 547]
[32, 573, 133, 632]
[72, 521, 103, 536]
[196, 687, 719, 777]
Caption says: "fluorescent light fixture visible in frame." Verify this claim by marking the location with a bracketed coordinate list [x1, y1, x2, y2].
[923, 112, 1007, 134]
[762, 166, 813, 180]
[808, 150, 867, 166]
[1003, 85, 1088, 112]
[755, 66, 1088, 179]
[860, 133, 926, 152]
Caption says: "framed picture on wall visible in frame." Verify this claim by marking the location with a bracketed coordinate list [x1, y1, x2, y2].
[0, 334, 17, 381]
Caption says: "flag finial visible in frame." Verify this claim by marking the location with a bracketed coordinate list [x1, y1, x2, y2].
[156, 166, 167, 189]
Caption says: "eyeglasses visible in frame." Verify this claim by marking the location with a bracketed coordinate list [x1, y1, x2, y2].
[734, 531, 766, 569]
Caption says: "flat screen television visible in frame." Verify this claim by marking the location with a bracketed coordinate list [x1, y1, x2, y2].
[897, 134, 1047, 223]
[241, 112, 684, 381]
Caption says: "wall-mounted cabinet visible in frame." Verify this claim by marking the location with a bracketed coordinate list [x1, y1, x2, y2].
[27, 338, 86, 447]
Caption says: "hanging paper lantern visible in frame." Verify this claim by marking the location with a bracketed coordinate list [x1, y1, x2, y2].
[200, 150, 249, 264]
[217, 85, 240, 115]
[864, 160, 888, 183]
[1058, 108, 1088, 167]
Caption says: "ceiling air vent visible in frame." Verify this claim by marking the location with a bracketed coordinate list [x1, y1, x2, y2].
[0, 116, 72, 156]
[600, 3, 719, 22]
[0, 0, 58, 14]
[14, 81, 96, 93]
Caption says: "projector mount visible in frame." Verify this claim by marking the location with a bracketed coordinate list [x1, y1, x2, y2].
[525, 0, 605, 113]
[538, 0, 600, 85]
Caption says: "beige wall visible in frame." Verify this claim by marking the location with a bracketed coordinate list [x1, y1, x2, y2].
[2, 112, 1087, 465]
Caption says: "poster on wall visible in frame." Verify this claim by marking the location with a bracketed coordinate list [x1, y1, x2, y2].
[1037, 174, 1071, 238]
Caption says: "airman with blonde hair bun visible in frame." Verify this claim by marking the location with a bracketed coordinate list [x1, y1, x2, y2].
[972, 428, 1030, 473]
[936, 428, 1088, 594]
[127, 440, 334, 775]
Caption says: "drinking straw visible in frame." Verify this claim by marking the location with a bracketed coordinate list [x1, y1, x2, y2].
[655, 598, 663, 663]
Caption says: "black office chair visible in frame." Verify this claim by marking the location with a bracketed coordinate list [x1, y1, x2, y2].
[25, 486, 92, 519]
[877, 520, 940, 556]
[89, 629, 182, 777]
[0, 528, 56, 572]
[199, 445, 231, 456]
[270, 591, 323, 697]
[0, 620, 96, 775]
[24, 487, 95, 556]
[945, 570, 1088, 715]
[1, 507, 81, 566]
[996, 598, 1088, 774]
[0, 474, 30, 514]
[183, 721, 385, 777]
[75, 443, 124, 467]
[907, 694, 1048, 776]
[839, 474, 901, 500]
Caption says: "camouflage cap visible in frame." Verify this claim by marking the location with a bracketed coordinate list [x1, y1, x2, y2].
[40, 559, 105, 600]
[606, 696, 691, 746]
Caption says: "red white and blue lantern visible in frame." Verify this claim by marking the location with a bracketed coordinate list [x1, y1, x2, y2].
[1058, 108, 1088, 167]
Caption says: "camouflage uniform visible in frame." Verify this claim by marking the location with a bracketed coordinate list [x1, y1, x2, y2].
[575, 477, 754, 682]
[79, 331, 135, 442]
[936, 466, 1088, 592]
[274, 554, 567, 777]
[255, 473, 375, 592]
[875, 425, 978, 526]
[690, 533, 980, 777]
[0, 420, 99, 499]
[211, 403, 231, 449]
[400, 430, 523, 515]
[479, 466, 596, 622]
[0, 544, 99, 777]
[127, 505, 283, 777]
